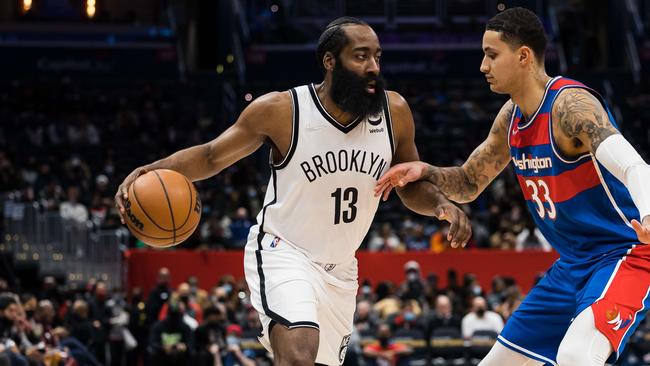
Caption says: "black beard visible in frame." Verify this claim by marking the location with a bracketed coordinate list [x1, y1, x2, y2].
[330, 61, 385, 118]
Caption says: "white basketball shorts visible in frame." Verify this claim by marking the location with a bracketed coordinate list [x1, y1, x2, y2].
[244, 229, 358, 365]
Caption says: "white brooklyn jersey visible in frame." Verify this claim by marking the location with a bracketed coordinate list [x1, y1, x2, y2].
[252, 84, 394, 264]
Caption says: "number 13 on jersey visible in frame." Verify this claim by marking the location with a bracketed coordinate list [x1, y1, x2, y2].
[525, 179, 556, 220]
[331, 187, 358, 224]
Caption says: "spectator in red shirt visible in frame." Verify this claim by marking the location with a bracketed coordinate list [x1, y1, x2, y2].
[363, 323, 412, 366]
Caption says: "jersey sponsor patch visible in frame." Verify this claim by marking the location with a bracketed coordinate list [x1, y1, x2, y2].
[368, 116, 382, 126]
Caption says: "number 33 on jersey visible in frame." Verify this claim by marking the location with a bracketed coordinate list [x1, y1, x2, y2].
[508, 77, 640, 262]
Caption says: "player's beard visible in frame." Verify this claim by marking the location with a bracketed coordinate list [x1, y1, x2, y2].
[330, 59, 386, 119]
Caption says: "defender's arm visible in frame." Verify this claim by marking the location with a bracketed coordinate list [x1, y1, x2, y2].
[376, 100, 514, 203]
[553, 88, 650, 242]
[387, 91, 472, 247]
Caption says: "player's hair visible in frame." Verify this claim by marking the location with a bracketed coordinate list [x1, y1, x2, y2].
[316, 16, 369, 75]
[486, 7, 547, 64]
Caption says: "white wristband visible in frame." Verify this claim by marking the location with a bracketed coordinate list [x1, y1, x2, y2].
[595, 134, 650, 221]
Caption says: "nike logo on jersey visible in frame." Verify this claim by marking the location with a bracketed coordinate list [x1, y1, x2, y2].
[512, 153, 553, 173]
[300, 149, 388, 182]
[368, 116, 382, 126]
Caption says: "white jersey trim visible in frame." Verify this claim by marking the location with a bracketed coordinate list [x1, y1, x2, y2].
[516, 76, 561, 130]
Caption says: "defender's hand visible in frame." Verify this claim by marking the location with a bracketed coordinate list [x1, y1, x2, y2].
[115, 167, 148, 224]
[375, 161, 427, 201]
[632, 216, 650, 244]
[435, 203, 472, 248]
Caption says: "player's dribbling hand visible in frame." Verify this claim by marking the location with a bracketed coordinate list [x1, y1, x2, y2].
[632, 216, 650, 244]
[114, 167, 149, 224]
[435, 203, 472, 248]
[374, 161, 427, 201]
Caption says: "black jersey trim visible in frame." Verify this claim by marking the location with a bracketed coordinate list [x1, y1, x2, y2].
[254, 169, 320, 331]
[308, 83, 363, 133]
[272, 88, 300, 169]
[383, 91, 395, 155]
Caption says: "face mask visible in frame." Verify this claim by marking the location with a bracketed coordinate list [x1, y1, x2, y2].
[472, 285, 482, 296]
[407, 272, 419, 282]
[222, 284, 233, 295]
[404, 312, 416, 322]
[378, 336, 389, 348]
[362, 286, 372, 296]
[476, 308, 486, 317]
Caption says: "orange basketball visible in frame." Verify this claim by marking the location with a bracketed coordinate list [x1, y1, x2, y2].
[123, 169, 201, 248]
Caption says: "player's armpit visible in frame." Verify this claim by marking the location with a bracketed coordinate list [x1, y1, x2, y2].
[553, 88, 618, 153]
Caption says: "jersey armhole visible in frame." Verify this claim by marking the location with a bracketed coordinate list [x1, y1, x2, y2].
[547, 86, 599, 164]
[272, 88, 300, 169]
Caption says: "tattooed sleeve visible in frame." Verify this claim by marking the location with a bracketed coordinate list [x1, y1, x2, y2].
[553, 88, 618, 152]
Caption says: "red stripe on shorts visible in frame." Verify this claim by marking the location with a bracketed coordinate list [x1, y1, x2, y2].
[591, 244, 650, 354]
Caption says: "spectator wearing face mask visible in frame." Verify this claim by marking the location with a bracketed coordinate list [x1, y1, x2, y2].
[148, 298, 194, 366]
[363, 323, 412, 366]
[195, 306, 226, 366]
[400, 261, 425, 303]
[461, 296, 504, 339]
[146, 268, 171, 329]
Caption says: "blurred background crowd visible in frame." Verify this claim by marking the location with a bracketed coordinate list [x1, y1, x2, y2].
[1, 262, 650, 366]
[1, 0, 650, 365]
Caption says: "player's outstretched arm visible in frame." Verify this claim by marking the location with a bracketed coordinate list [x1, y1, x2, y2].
[553, 88, 650, 243]
[385, 91, 472, 247]
[375, 100, 513, 203]
[115, 91, 289, 223]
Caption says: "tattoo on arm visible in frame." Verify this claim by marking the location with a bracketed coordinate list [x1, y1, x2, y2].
[424, 101, 513, 203]
[426, 166, 477, 203]
[555, 89, 618, 152]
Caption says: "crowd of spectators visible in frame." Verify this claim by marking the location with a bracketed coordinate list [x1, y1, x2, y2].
[0, 76, 591, 252]
[0, 262, 649, 366]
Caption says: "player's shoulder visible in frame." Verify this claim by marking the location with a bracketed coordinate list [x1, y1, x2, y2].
[247, 91, 292, 112]
[385, 90, 410, 113]
[241, 90, 292, 122]
[552, 87, 601, 115]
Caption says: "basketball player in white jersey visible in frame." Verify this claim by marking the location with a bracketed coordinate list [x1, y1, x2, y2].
[115, 17, 472, 365]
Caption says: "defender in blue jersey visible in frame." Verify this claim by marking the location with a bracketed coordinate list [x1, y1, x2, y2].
[376, 7, 650, 366]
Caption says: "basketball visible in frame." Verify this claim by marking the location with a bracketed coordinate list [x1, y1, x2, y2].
[123, 169, 201, 248]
